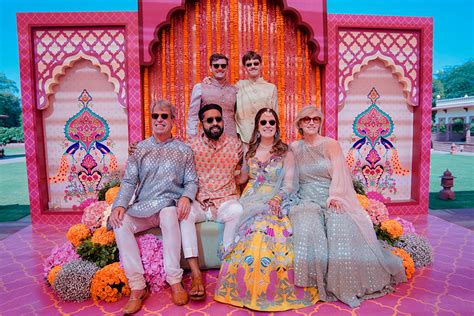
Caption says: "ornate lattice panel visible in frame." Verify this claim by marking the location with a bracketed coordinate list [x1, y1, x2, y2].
[33, 28, 127, 110]
[338, 29, 420, 107]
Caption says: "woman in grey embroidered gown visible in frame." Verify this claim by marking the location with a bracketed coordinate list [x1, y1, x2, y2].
[289, 105, 406, 308]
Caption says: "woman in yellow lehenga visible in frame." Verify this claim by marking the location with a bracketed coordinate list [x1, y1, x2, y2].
[214, 108, 318, 311]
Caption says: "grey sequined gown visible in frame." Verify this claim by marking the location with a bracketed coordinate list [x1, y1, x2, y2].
[290, 139, 405, 308]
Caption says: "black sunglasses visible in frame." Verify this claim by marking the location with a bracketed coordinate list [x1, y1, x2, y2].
[302, 116, 321, 124]
[205, 116, 223, 124]
[245, 61, 260, 67]
[151, 113, 169, 120]
[212, 63, 227, 69]
[259, 119, 276, 126]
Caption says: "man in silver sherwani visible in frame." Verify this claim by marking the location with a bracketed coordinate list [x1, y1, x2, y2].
[109, 100, 198, 313]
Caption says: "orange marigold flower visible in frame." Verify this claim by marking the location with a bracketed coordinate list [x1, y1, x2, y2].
[91, 227, 115, 246]
[381, 219, 404, 239]
[391, 247, 415, 279]
[105, 186, 120, 205]
[356, 194, 369, 209]
[66, 224, 91, 247]
[90, 262, 131, 302]
[47, 265, 62, 286]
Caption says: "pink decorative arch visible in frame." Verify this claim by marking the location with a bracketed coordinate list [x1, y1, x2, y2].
[337, 29, 420, 107]
[325, 14, 433, 215]
[33, 28, 128, 110]
[338, 54, 415, 110]
[17, 12, 141, 224]
[138, 0, 327, 65]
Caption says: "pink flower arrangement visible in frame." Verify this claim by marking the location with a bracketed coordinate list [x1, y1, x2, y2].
[365, 198, 389, 225]
[394, 217, 416, 234]
[137, 234, 167, 293]
[43, 242, 81, 277]
[81, 201, 109, 231]
[73, 198, 98, 211]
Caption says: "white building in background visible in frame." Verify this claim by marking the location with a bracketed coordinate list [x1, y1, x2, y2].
[432, 96, 474, 142]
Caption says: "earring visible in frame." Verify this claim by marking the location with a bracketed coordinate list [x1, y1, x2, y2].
[256, 131, 261, 138]
[275, 130, 280, 139]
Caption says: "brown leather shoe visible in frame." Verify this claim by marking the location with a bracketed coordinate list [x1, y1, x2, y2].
[171, 283, 189, 306]
[123, 287, 149, 315]
[189, 275, 206, 301]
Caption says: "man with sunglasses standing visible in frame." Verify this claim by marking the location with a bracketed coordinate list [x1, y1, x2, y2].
[235, 51, 278, 143]
[110, 100, 198, 312]
[181, 103, 243, 301]
[187, 53, 238, 138]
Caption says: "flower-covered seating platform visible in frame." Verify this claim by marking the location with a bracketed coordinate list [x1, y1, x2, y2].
[1, 214, 472, 315]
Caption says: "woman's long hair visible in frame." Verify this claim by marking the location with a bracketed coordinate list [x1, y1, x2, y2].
[246, 108, 288, 160]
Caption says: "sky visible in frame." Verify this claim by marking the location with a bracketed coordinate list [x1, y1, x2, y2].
[0, 0, 473, 90]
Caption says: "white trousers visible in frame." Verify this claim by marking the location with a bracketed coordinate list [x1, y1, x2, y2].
[114, 207, 183, 290]
[180, 199, 243, 258]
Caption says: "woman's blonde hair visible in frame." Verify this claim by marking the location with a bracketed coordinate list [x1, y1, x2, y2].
[294, 105, 324, 136]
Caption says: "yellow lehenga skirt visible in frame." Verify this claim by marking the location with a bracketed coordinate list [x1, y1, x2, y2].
[214, 213, 319, 311]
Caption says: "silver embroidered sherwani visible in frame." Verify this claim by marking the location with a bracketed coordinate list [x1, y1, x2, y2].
[112, 136, 198, 290]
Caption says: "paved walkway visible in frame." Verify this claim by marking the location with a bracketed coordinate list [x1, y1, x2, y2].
[0, 156, 25, 165]
[0, 215, 31, 240]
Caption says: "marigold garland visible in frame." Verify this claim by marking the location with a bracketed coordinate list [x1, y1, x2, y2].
[316, 66, 322, 108]
[304, 34, 310, 105]
[195, 1, 201, 82]
[215, 0, 221, 52]
[296, 29, 302, 111]
[276, 5, 285, 139]
[206, 0, 212, 60]
[90, 262, 131, 302]
[91, 227, 115, 246]
[105, 186, 120, 205]
[381, 219, 404, 239]
[143, 67, 150, 137]
[253, 0, 259, 49]
[48, 265, 62, 286]
[391, 247, 415, 279]
[161, 31, 167, 99]
[229, 0, 238, 83]
[262, 0, 268, 78]
[183, 5, 190, 136]
[66, 224, 91, 247]
[356, 194, 370, 209]
[170, 19, 176, 106]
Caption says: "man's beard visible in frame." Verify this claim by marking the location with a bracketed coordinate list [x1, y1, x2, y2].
[204, 125, 224, 140]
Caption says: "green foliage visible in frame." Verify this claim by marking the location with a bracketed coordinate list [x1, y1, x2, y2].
[352, 178, 366, 195]
[0, 73, 19, 94]
[97, 179, 121, 201]
[452, 118, 465, 133]
[0, 127, 24, 146]
[374, 225, 398, 246]
[434, 60, 474, 99]
[0, 93, 21, 128]
[76, 238, 119, 268]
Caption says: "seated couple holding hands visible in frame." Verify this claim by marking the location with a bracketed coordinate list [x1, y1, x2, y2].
[109, 51, 407, 314]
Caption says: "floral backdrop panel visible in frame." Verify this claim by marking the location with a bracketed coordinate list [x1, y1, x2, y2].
[43, 60, 128, 210]
[338, 60, 413, 202]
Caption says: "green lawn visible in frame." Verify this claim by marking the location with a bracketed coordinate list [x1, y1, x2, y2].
[429, 152, 474, 209]
[0, 151, 472, 222]
[0, 160, 30, 221]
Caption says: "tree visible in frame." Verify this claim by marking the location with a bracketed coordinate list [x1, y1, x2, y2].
[0, 73, 19, 94]
[435, 60, 474, 99]
[0, 73, 21, 128]
[0, 94, 21, 127]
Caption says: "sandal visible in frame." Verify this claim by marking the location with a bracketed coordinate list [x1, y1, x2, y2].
[189, 275, 206, 301]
